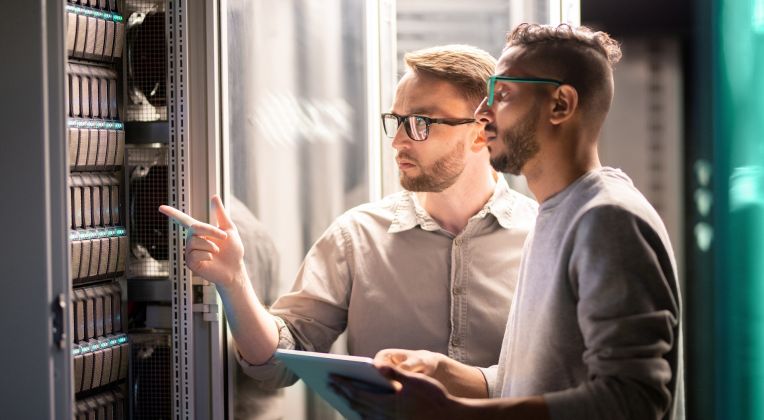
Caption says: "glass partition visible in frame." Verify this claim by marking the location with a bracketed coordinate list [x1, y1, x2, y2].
[223, 1, 377, 418]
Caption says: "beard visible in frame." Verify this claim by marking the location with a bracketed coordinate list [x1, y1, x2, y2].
[489, 104, 540, 175]
[399, 140, 466, 192]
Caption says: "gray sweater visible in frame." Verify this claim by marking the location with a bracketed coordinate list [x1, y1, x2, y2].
[483, 167, 684, 420]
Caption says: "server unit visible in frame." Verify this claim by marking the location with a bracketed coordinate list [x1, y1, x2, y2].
[65, 2, 129, 418]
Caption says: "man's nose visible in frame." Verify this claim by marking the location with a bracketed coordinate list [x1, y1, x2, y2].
[391, 124, 411, 151]
[474, 97, 494, 124]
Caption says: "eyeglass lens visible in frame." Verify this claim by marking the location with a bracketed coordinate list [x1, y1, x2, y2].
[382, 114, 428, 141]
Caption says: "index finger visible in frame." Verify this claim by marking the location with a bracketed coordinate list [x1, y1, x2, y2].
[159, 205, 228, 240]
[159, 205, 198, 228]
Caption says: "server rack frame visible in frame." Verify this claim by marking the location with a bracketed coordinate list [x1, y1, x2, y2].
[168, 0, 227, 418]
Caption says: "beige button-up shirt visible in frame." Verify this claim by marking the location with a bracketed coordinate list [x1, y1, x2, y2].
[238, 176, 538, 387]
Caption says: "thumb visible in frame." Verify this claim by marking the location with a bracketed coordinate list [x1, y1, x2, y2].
[211, 195, 234, 230]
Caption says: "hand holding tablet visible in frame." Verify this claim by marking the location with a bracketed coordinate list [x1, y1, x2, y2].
[274, 349, 396, 420]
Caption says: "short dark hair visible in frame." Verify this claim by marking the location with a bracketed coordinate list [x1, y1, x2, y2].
[506, 23, 622, 117]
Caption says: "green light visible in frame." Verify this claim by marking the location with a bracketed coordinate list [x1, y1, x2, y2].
[68, 119, 124, 130]
[109, 339, 117, 346]
[731, 167, 764, 209]
[755, 0, 764, 33]
[100, 342, 108, 349]
[73, 348, 81, 356]
[70, 231, 78, 241]
[695, 188, 713, 217]
[113, 15, 124, 23]
[117, 336, 127, 344]
[116, 227, 126, 236]
[716, 0, 764, 417]
[694, 222, 714, 252]
[81, 345, 90, 352]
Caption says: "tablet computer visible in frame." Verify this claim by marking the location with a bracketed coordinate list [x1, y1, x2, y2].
[274, 349, 395, 420]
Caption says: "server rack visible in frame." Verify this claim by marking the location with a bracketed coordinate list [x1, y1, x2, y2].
[1, 1, 225, 418]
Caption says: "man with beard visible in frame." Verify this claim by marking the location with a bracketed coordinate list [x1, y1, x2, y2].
[159, 45, 537, 392]
[334, 24, 684, 420]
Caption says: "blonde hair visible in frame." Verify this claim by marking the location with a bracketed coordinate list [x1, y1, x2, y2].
[404, 45, 497, 108]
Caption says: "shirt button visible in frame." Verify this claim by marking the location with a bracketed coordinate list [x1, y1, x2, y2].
[453, 287, 464, 295]
[451, 337, 462, 347]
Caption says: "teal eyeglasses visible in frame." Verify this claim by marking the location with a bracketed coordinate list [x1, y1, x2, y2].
[486, 76, 563, 107]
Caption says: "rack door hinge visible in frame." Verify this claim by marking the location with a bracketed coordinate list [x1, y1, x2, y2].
[52, 293, 67, 349]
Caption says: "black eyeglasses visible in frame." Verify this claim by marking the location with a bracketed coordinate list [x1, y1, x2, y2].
[381, 113, 475, 141]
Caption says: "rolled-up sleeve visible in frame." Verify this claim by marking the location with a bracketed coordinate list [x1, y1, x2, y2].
[238, 218, 354, 388]
[544, 206, 681, 420]
[236, 316, 300, 387]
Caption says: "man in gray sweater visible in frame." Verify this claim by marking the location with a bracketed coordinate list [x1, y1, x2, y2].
[334, 23, 684, 420]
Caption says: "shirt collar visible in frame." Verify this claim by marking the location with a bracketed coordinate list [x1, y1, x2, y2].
[388, 175, 519, 234]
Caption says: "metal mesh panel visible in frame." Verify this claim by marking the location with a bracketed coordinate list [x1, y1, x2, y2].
[127, 144, 169, 278]
[124, 0, 168, 121]
[130, 331, 172, 420]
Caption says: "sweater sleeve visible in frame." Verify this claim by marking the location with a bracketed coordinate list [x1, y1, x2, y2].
[544, 205, 681, 420]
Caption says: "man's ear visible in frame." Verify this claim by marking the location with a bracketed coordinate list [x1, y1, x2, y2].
[549, 85, 578, 125]
[470, 124, 488, 152]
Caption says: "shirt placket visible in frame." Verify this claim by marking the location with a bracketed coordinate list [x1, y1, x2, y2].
[448, 225, 472, 363]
